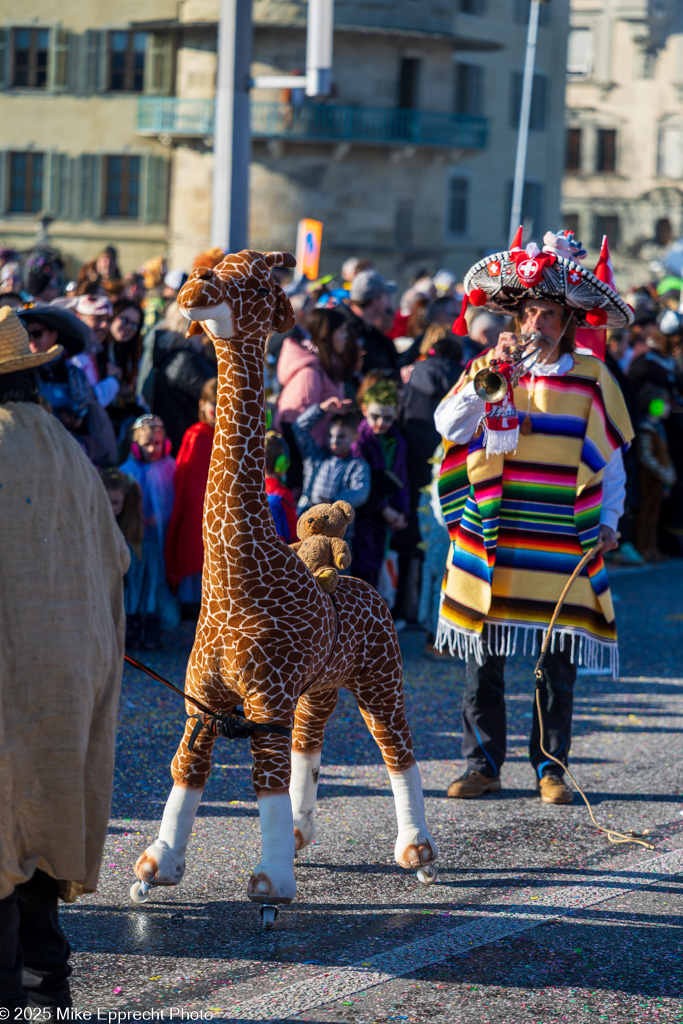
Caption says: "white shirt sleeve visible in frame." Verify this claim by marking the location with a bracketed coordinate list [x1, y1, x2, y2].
[600, 447, 626, 532]
[433, 380, 486, 445]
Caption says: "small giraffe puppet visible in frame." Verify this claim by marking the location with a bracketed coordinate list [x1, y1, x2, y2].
[133, 250, 437, 907]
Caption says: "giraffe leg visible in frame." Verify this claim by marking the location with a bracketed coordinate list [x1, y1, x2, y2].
[290, 687, 339, 850]
[245, 712, 298, 903]
[348, 674, 438, 871]
[134, 717, 216, 887]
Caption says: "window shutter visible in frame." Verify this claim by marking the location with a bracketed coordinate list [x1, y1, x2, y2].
[81, 30, 107, 94]
[531, 74, 548, 131]
[47, 152, 72, 220]
[51, 27, 75, 93]
[144, 33, 174, 96]
[144, 154, 169, 223]
[75, 154, 103, 220]
[0, 28, 8, 90]
[0, 151, 7, 214]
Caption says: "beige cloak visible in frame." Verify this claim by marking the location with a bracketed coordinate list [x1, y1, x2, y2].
[0, 403, 129, 901]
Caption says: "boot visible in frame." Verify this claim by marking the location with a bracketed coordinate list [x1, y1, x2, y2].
[125, 613, 144, 650]
[142, 613, 161, 650]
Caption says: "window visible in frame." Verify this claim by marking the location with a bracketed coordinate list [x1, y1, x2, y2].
[513, 0, 550, 26]
[448, 176, 470, 235]
[12, 27, 50, 88]
[504, 181, 544, 238]
[397, 58, 421, 110]
[510, 72, 548, 131]
[567, 27, 594, 78]
[460, 0, 486, 13]
[566, 128, 582, 173]
[596, 129, 617, 173]
[104, 156, 141, 217]
[107, 31, 147, 92]
[564, 214, 580, 238]
[455, 63, 484, 116]
[658, 124, 683, 178]
[655, 218, 672, 247]
[394, 199, 413, 249]
[593, 214, 620, 250]
[8, 152, 44, 213]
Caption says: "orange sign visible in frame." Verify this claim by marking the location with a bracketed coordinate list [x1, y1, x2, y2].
[295, 218, 323, 280]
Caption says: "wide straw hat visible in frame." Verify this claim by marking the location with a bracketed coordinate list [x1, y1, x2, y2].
[453, 228, 634, 335]
[0, 305, 63, 375]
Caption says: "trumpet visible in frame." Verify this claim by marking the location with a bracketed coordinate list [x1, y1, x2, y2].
[473, 333, 543, 403]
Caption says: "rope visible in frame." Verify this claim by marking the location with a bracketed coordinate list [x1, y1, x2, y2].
[534, 542, 654, 850]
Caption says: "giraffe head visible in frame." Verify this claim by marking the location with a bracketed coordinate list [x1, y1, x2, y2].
[177, 249, 296, 344]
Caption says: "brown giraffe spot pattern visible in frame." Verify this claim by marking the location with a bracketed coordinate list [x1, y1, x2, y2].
[168, 250, 416, 799]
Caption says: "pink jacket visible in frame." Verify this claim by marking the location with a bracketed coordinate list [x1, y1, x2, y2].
[276, 336, 343, 444]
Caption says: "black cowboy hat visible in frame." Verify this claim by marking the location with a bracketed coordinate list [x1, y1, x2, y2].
[17, 305, 89, 357]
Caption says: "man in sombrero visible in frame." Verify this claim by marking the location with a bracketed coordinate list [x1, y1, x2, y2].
[434, 230, 634, 805]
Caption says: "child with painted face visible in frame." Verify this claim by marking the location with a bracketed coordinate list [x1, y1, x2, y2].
[293, 396, 371, 556]
[119, 415, 177, 648]
[351, 379, 410, 589]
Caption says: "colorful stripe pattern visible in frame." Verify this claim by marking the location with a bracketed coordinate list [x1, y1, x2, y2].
[436, 353, 633, 676]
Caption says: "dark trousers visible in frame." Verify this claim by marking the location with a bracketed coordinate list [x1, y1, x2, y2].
[461, 634, 577, 780]
[0, 870, 71, 1010]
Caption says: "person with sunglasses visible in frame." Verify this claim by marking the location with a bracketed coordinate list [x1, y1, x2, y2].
[102, 299, 146, 442]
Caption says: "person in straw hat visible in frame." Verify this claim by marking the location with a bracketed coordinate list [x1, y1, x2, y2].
[0, 306, 129, 1013]
[434, 229, 634, 805]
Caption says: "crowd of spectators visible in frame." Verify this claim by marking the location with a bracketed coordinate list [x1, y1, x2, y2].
[1, 239, 681, 653]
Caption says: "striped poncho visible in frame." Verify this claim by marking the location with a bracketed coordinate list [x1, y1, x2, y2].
[436, 352, 633, 677]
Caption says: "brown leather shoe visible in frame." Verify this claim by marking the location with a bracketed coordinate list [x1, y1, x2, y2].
[447, 770, 501, 799]
[538, 774, 573, 804]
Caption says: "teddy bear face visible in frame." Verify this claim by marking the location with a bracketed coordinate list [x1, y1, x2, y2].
[296, 501, 354, 541]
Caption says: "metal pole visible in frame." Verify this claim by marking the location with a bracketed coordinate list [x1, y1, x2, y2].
[211, 0, 253, 253]
[509, 0, 541, 243]
[306, 0, 334, 97]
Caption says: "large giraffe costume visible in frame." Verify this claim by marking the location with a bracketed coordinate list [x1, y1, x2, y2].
[134, 250, 437, 905]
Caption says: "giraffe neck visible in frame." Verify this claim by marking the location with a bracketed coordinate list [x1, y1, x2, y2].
[206, 338, 279, 559]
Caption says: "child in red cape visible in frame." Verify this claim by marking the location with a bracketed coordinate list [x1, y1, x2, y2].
[164, 378, 217, 611]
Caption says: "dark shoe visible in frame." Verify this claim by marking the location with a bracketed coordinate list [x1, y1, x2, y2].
[142, 614, 161, 650]
[538, 774, 573, 804]
[125, 613, 144, 649]
[447, 770, 501, 799]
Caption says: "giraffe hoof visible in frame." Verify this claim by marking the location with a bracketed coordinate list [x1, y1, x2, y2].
[134, 841, 185, 886]
[395, 832, 439, 871]
[247, 865, 296, 903]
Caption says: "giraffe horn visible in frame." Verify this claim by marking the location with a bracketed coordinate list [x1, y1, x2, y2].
[264, 251, 297, 269]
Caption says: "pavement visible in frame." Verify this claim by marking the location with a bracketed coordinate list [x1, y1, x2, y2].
[62, 561, 683, 1023]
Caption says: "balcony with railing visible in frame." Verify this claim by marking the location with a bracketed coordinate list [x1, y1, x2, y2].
[137, 97, 488, 150]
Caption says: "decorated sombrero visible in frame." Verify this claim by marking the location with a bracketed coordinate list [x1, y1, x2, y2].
[453, 228, 634, 335]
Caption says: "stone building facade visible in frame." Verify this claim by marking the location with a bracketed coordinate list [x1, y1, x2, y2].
[562, 0, 683, 284]
[0, 0, 570, 284]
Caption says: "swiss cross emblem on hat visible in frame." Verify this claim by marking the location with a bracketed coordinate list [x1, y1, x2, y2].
[517, 258, 541, 284]
[567, 267, 583, 285]
[487, 260, 501, 277]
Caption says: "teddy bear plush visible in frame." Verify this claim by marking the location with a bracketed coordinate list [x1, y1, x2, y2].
[290, 501, 355, 593]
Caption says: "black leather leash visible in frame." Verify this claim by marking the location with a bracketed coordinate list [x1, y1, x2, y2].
[123, 653, 291, 750]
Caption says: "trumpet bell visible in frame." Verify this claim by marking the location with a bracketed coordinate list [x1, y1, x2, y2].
[473, 367, 508, 404]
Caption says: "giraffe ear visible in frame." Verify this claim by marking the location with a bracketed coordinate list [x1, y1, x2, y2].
[272, 281, 296, 333]
[264, 251, 297, 269]
[185, 321, 205, 338]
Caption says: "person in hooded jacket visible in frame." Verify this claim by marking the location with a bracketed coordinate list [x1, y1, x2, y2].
[276, 306, 357, 490]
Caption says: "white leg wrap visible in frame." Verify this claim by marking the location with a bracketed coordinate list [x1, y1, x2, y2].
[248, 792, 297, 902]
[290, 749, 321, 847]
[389, 763, 438, 868]
[135, 785, 203, 886]
[158, 785, 203, 854]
